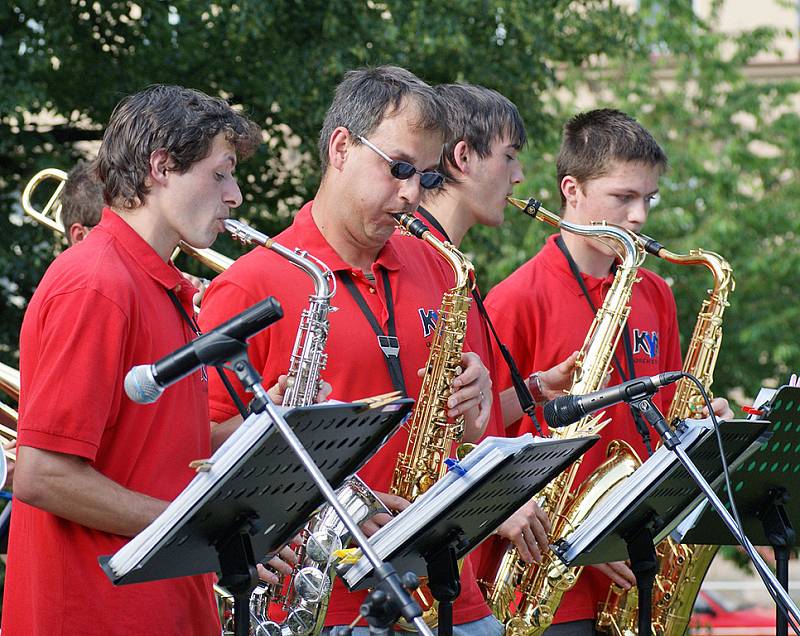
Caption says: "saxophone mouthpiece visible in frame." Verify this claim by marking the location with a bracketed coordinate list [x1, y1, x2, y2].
[635, 232, 665, 257]
[393, 212, 429, 239]
[506, 196, 543, 218]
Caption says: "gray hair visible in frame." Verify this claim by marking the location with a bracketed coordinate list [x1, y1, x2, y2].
[318, 66, 448, 172]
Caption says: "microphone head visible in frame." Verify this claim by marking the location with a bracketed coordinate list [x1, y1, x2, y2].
[124, 365, 162, 404]
[543, 394, 588, 429]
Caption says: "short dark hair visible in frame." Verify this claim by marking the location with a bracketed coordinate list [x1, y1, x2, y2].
[96, 84, 262, 209]
[61, 161, 103, 239]
[435, 83, 526, 183]
[556, 108, 668, 206]
[318, 66, 448, 172]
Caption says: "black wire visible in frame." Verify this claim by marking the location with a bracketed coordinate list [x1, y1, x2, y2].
[682, 372, 800, 634]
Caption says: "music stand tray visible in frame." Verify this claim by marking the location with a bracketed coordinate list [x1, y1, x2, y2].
[553, 418, 770, 567]
[340, 434, 598, 591]
[681, 386, 800, 547]
[100, 398, 413, 586]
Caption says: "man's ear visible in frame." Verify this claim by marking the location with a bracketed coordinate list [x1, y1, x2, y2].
[450, 140, 472, 176]
[328, 127, 351, 172]
[561, 175, 580, 210]
[148, 149, 171, 187]
[67, 223, 90, 246]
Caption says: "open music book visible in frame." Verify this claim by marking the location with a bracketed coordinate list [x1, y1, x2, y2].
[339, 433, 596, 589]
[102, 396, 413, 585]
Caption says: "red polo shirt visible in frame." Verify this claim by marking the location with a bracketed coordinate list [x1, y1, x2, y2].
[3, 209, 219, 636]
[482, 234, 682, 624]
[199, 201, 493, 628]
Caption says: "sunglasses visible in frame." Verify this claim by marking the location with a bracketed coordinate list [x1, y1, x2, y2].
[356, 135, 444, 190]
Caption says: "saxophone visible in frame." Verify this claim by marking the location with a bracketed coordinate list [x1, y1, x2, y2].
[390, 212, 476, 627]
[596, 238, 734, 636]
[484, 197, 644, 636]
[219, 220, 387, 636]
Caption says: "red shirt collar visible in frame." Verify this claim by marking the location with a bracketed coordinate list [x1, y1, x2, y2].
[542, 233, 615, 296]
[291, 201, 402, 273]
[96, 208, 193, 301]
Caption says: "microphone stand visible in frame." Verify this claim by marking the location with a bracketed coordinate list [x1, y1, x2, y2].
[630, 396, 800, 635]
[226, 352, 433, 636]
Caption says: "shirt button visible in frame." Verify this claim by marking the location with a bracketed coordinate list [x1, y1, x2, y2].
[368, 287, 376, 294]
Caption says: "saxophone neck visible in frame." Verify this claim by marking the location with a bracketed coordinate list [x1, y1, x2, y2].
[223, 218, 336, 300]
[637, 236, 735, 296]
[393, 213, 475, 291]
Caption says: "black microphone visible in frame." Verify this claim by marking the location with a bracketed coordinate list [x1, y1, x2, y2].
[124, 296, 283, 404]
[543, 371, 684, 429]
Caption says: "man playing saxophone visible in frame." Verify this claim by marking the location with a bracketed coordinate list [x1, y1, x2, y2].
[199, 65, 503, 635]
[3, 85, 267, 635]
[484, 108, 734, 636]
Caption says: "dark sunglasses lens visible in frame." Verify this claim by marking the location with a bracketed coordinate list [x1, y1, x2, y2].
[390, 161, 417, 180]
[420, 172, 444, 189]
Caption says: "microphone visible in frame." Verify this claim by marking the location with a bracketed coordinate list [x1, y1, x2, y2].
[543, 371, 684, 429]
[125, 296, 283, 404]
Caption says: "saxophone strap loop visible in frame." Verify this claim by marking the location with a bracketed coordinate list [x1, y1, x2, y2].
[555, 235, 653, 455]
[339, 268, 407, 395]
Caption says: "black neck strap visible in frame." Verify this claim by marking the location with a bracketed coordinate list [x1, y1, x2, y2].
[165, 288, 248, 419]
[417, 206, 543, 435]
[554, 235, 653, 454]
[338, 269, 407, 396]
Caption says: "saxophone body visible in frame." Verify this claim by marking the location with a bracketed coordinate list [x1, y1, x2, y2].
[485, 198, 645, 636]
[389, 212, 476, 627]
[597, 241, 734, 636]
[221, 220, 385, 636]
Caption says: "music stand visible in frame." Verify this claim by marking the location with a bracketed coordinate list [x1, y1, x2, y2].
[553, 417, 770, 636]
[682, 385, 800, 636]
[101, 396, 413, 635]
[340, 435, 598, 636]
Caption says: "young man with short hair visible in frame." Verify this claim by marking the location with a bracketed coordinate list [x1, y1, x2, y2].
[485, 108, 732, 635]
[3, 84, 261, 635]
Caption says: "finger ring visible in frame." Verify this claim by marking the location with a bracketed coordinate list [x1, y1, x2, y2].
[479, 390, 485, 401]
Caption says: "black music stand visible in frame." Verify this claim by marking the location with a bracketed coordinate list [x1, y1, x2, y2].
[340, 435, 599, 636]
[682, 385, 800, 636]
[553, 418, 770, 636]
[100, 397, 413, 636]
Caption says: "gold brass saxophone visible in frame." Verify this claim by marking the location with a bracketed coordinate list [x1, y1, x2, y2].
[389, 212, 476, 628]
[484, 197, 645, 636]
[596, 237, 734, 636]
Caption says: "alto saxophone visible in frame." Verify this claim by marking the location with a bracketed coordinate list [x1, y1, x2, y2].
[219, 219, 387, 636]
[484, 197, 644, 636]
[390, 212, 476, 627]
[596, 238, 734, 636]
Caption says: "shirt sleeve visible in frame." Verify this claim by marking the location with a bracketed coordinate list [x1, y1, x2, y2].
[198, 277, 267, 423]
[19, 288, 128, 460]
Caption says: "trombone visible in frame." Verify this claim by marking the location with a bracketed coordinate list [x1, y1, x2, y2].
[21, 168, 233, 272]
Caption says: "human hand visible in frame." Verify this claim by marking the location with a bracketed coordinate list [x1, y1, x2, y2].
[535, 351, 579, 402]
[590, 561, 636, 590]
[495, 499, 552, 564]
[360, 491, 410, 537]
[266, 374, 333, 405]
[257, 541, 299, 585]
[447, 352, 492, 429]
[703, 396, 734, 421]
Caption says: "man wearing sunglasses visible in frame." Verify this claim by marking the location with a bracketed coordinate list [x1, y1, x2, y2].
[199, 66, 502, 635]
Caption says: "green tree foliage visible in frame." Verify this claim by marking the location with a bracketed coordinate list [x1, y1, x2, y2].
[465, 0, 800, 402]
[0, 0, 637, 372]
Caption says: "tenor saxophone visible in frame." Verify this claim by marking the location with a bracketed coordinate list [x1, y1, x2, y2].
[219, 220, 387, 636]
[596, 238, 734, 636]
[390, 212, 476, 628]
[484, 197, 644, 636]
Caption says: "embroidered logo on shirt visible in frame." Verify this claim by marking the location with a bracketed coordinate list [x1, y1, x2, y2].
[633, 329, 659, 359]
[418, 308, 439, 337]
